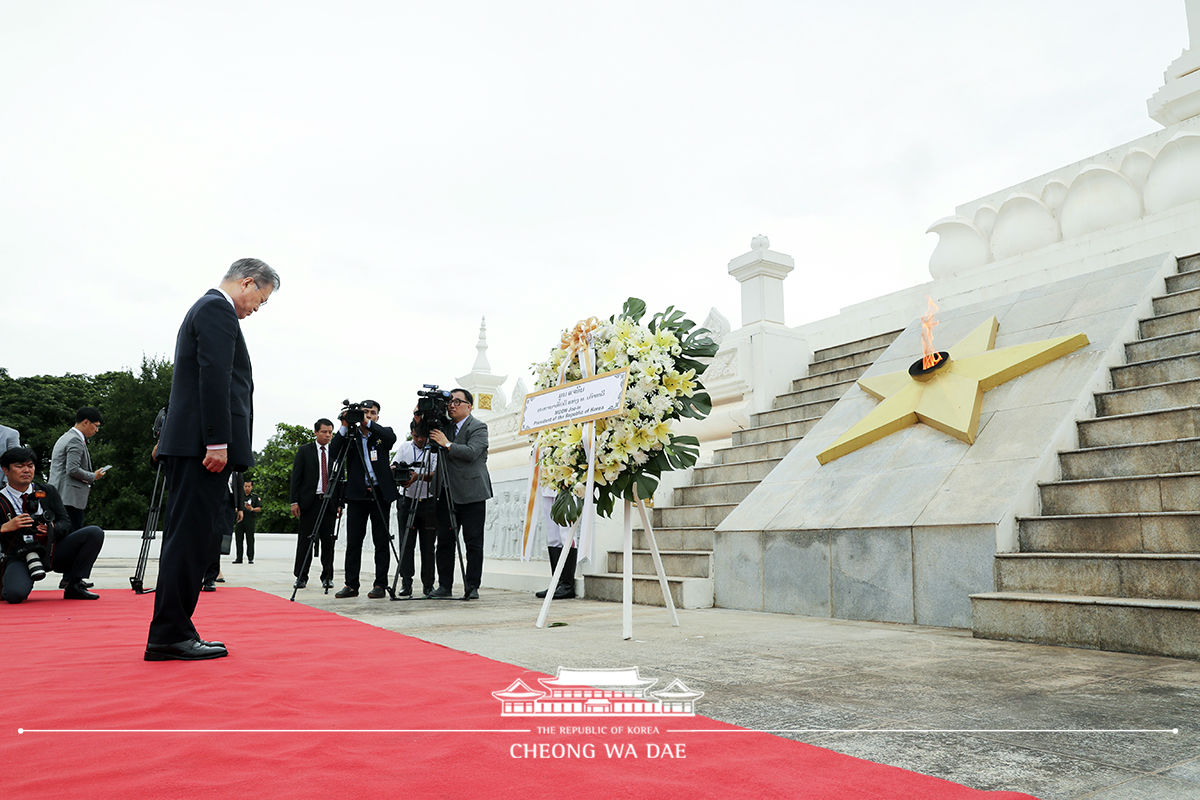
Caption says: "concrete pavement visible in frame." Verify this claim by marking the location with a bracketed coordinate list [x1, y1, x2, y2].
[79, 548, 1200, 800]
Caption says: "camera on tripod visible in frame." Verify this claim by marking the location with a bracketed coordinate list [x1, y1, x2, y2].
[414, 385, 452, 437]
[340, 399, 370, 427]
[391, 461, 414, 486]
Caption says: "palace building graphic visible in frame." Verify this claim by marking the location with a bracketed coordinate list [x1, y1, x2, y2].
[492, 667, 704, 717]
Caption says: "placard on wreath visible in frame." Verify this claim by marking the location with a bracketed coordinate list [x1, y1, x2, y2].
[518, 368, 630, 436]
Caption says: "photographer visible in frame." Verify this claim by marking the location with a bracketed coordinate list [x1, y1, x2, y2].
[428, 388, 492, 600]
[392, 421, 438, 598]
[331, 400, 398, 599]
[0, 447, 103, 603]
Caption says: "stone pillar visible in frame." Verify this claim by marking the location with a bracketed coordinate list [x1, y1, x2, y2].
[719, 236, 811, 414]
[1149, 0, 1200, 125]
[456, 317, 508, 418]
[727, 234, 793, 325]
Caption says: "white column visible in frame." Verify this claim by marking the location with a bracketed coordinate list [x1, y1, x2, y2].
[719, 236, 811, 414]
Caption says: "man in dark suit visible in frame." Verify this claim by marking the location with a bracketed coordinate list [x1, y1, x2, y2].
[145, 258, 279, 662]
[331, 400, 398, 599]
[428, 388, 492, 600]
[290, 418, 339, 589]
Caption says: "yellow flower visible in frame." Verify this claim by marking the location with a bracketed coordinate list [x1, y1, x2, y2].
[663, 368, 697, 397]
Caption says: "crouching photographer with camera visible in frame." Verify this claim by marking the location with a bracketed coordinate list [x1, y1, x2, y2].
[0, 446, 103, 603]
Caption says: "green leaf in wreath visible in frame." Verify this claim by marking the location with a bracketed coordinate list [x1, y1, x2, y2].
[664, 434, 700, 470]
[621, 297, 647, 323]
[676, 391, 713, 419]
[551, 490, 583, 527]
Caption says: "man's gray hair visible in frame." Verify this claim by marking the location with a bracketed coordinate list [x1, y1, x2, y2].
[224, 258, 281, 291]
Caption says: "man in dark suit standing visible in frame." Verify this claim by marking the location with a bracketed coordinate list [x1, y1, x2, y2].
[428, 388, 492, 600]
[145, 258, 279, 661]
[290, 418, 339, 589]
[331, 400, 398, 599]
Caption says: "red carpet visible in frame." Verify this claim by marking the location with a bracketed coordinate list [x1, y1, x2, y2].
[0, 588, 1037, 799]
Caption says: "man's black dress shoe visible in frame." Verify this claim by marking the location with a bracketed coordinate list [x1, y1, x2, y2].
[367, 586, 387, 599]
[321, 579, 334, 589]
[199, 639, 227, 650]
[552, 583, 576, 599]
[64, 580, 99, 600]
[334, 586, 358, 598]
[398, 585, 413, 598]
[59, 578, 94, 589]
[295, 578, 308, 589]
[231, 559, 243, 564]
[202, 582, 216, 592]
[145, 640, 228, 661]
[463, 587, 479, 601]
[428, 586, 452, 599]
[215, 577, 225, 583]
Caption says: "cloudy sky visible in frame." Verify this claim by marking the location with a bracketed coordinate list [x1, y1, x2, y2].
[1, 1, 1186, 448]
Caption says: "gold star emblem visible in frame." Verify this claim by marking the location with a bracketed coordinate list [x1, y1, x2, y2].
[816, 317, 1089, 465]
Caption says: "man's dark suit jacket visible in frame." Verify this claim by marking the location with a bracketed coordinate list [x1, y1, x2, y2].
[148, 288, 254, 646]
[330, 422, 398, 504]
[158, 289, 254, 471]
[443, 414, 492, 504]
[290, 441, 338, 513]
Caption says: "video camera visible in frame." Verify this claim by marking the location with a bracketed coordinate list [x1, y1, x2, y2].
[340, 399, 371, 427]
[414, 385, 453, 437]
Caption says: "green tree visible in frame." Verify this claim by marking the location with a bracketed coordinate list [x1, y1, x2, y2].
[0, 358, 172, 530]
[249, 422, 312, 534]
[86, 357, 174, 531]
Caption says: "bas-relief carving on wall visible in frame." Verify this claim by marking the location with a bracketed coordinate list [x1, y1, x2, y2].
[485, 479, 547, 560]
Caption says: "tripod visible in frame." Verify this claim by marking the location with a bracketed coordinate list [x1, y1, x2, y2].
[130, 459, 166, 593]
[387, 443, 463, 599]
[291, 421, 401, 602]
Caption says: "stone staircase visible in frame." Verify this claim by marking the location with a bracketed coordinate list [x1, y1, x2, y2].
[972, 253, 1200, 659]
[585, 329, 903, 608]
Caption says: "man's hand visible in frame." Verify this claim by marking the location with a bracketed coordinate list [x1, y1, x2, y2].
[236, 510, 244, 523]
[0, 514, 32, 534]
[94, 469, 106, 481]
[429, 429, 449, 448]
[203, 447, 229, 472]
[290, 502, 300, 519]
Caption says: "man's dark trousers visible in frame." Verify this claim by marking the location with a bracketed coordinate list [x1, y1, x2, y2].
[294, 504, 337, 583]
[344, 496, 392, 590]
[149, 457, 226, 644]
[435, 499, 484, 591]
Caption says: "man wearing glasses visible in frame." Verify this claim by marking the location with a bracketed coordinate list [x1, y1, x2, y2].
[145, 258, 278, 661]
[428, 388, 492, 600]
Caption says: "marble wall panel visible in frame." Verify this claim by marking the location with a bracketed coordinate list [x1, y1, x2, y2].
[763, 530, 832, 616]
[912, 524, 997, 628]
[713, 529, 764, 611]
[830, 528, 915, 623]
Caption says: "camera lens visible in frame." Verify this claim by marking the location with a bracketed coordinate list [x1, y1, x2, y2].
[24, 551, 46, 582]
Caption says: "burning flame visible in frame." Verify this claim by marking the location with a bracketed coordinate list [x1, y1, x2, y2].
[920, 296, 942, 370]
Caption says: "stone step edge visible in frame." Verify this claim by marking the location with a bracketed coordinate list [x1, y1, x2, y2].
[997, 552, 1200, 561]
[737, 415, 823, 435]
[1060, 434, 1200, 457]
[675, 478, 761, 492]
[715, 434, 805, 460]
[808, 343, 889, 371]
[1139, 305, 1200, 327]
[811, 329, 904, 363]
[1114, 348, 1200, 373]
[1039, 469, 1200, 489]
[969, 591, 1200, 611]
[1125, 327, 1200, 350]
[1154, 283, 1200, 303]
[587, 572, 713, 584]
[755, 395, 839, 419]
[1018, 510, 1200, 522]
[1096, 375, 1200, 401]
[1080, 401, 1200, 425]
[797, 362, 871, 384]
[606, 549, 714, 557]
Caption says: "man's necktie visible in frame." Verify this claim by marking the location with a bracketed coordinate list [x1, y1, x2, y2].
[320, 445, 328, 493]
